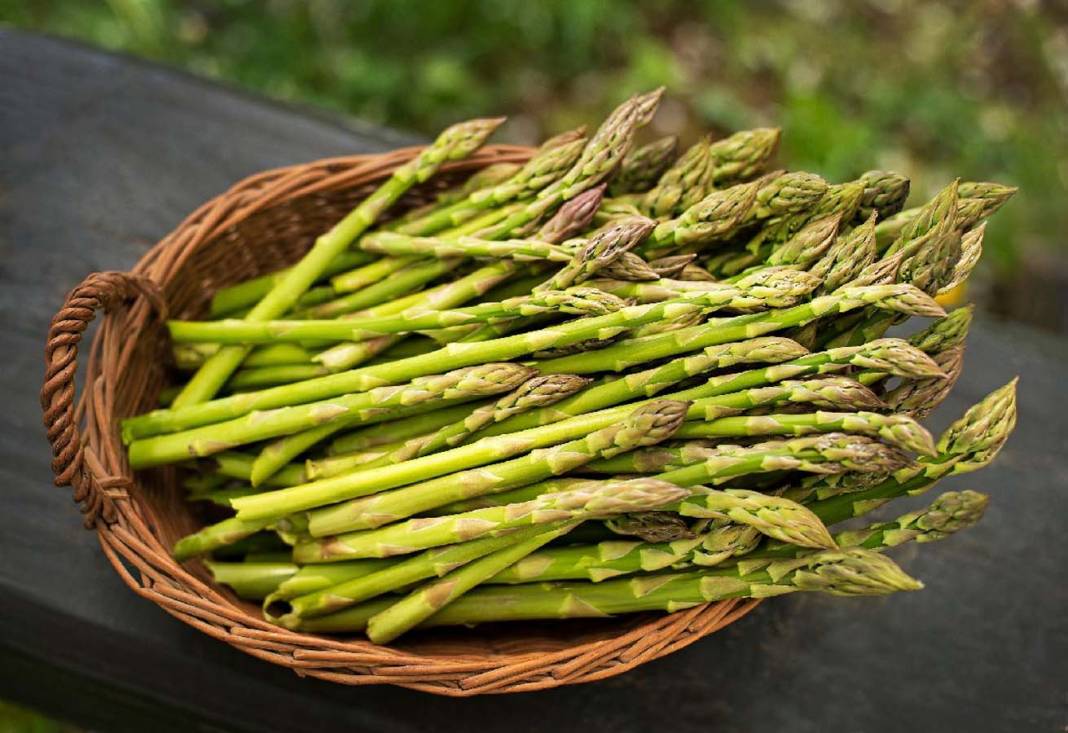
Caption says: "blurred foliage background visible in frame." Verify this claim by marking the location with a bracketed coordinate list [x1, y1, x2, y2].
[2, 0, 1066, 326]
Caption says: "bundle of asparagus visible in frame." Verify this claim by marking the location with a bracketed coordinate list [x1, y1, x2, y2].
[126, 90, 1018, 644]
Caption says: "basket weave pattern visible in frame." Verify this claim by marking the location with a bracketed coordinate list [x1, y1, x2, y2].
[40, 145, 760, 695]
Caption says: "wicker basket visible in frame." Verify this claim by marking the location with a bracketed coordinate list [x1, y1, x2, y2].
[40, 144, 760, 695]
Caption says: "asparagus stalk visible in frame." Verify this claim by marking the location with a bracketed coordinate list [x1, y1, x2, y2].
[327, 401, 481, 454]
[642, 138, 714, 217]
[409, 374, 592, 458]
[358, 231, 575, 262]
[604, 511, 695, 542]
[802, 380, 1017, 524]
[209, 251, 372, 317]
[647, 254, 697, 278]
[476, 89, 663, 240]
[535, 216, 656, 291]
[364, 522, 578, 643]
[303, 400, 689, 535]
[274, 523, 572, 624]
[883, 346, 964, 419]
[608, 135, 679, 196]
[856, 170, 910, 222]
[597, 252, 661, 281]
[294, 477, 690, 562]
[384, 161, 523, 229]
[532, 284, 943, 376]
[809, 213, 878, 293]
[394, 131, 588, 236]
[172, 117, 503, 407]
[130, 363, 534, 468]
[293, 547, 920, 632]
[673, 410, 937, 456]
[705, 128, 782, 185]
[204, 560, 296, 600]
[485, 337, 939, 438]
[167, 287, 627, 345]
[586, 267, 819, 307]
[489, 489, 986, 585]
[584, 426, 909, 476]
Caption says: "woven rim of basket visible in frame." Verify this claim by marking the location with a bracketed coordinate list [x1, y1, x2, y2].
[58, 144, 761, 695]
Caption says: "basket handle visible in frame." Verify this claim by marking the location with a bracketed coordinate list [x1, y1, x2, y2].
[41, 271, 166, 525]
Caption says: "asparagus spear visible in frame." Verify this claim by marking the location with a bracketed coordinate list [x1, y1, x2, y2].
[204, 560, 296, 600]
[855, 170, 910, 222]
[409, 374, 592, 458]
[643, 179, 760, 252]
[705, 128, 782, 186]
[531, 283, 943, 376]
[597, 252, 661, 281]
[303, 400, 689, 535]
[883, 346, 964, 419]
[129, 363, 535, 468]
[804, 380, 1017, 525]
[659, 432, 912, 488]
[809, 212, 878, 293]
[274, 523, 572, 624]
[209, 251, 372, 318]
[477, 89, 664, 240]
[294, 477, 690, 562]
[172, 117, 503, 407]
[312, 188, 605, 375]
[327, 401, 481, 454]
[875, 181, 1016, 247]
[642, 138, 714, 217]
[585, 425, 911, 476]
[485, 337, 938, 438]
[489, 489, 985, 585]
[535, 216, 656, 291]
[167, 287, 627, 345]
[293, 547, 920, 632]
[608, 135, 679, 196]
[587, 267, 819, 306]
[673, 410, 938, 456]
[647, 254, 697, 278]
[394, 131, 588, 236]
[604, 512, 695, 542]
[358, 231, 576, 262]
[384, 161, 523, 229]
[364, 522, 578, 643]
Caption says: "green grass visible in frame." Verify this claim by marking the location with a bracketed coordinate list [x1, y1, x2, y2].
[0, 700, 78, 733]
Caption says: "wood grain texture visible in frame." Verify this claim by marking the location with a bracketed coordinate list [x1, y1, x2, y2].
[2, 29, 1066, 731]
